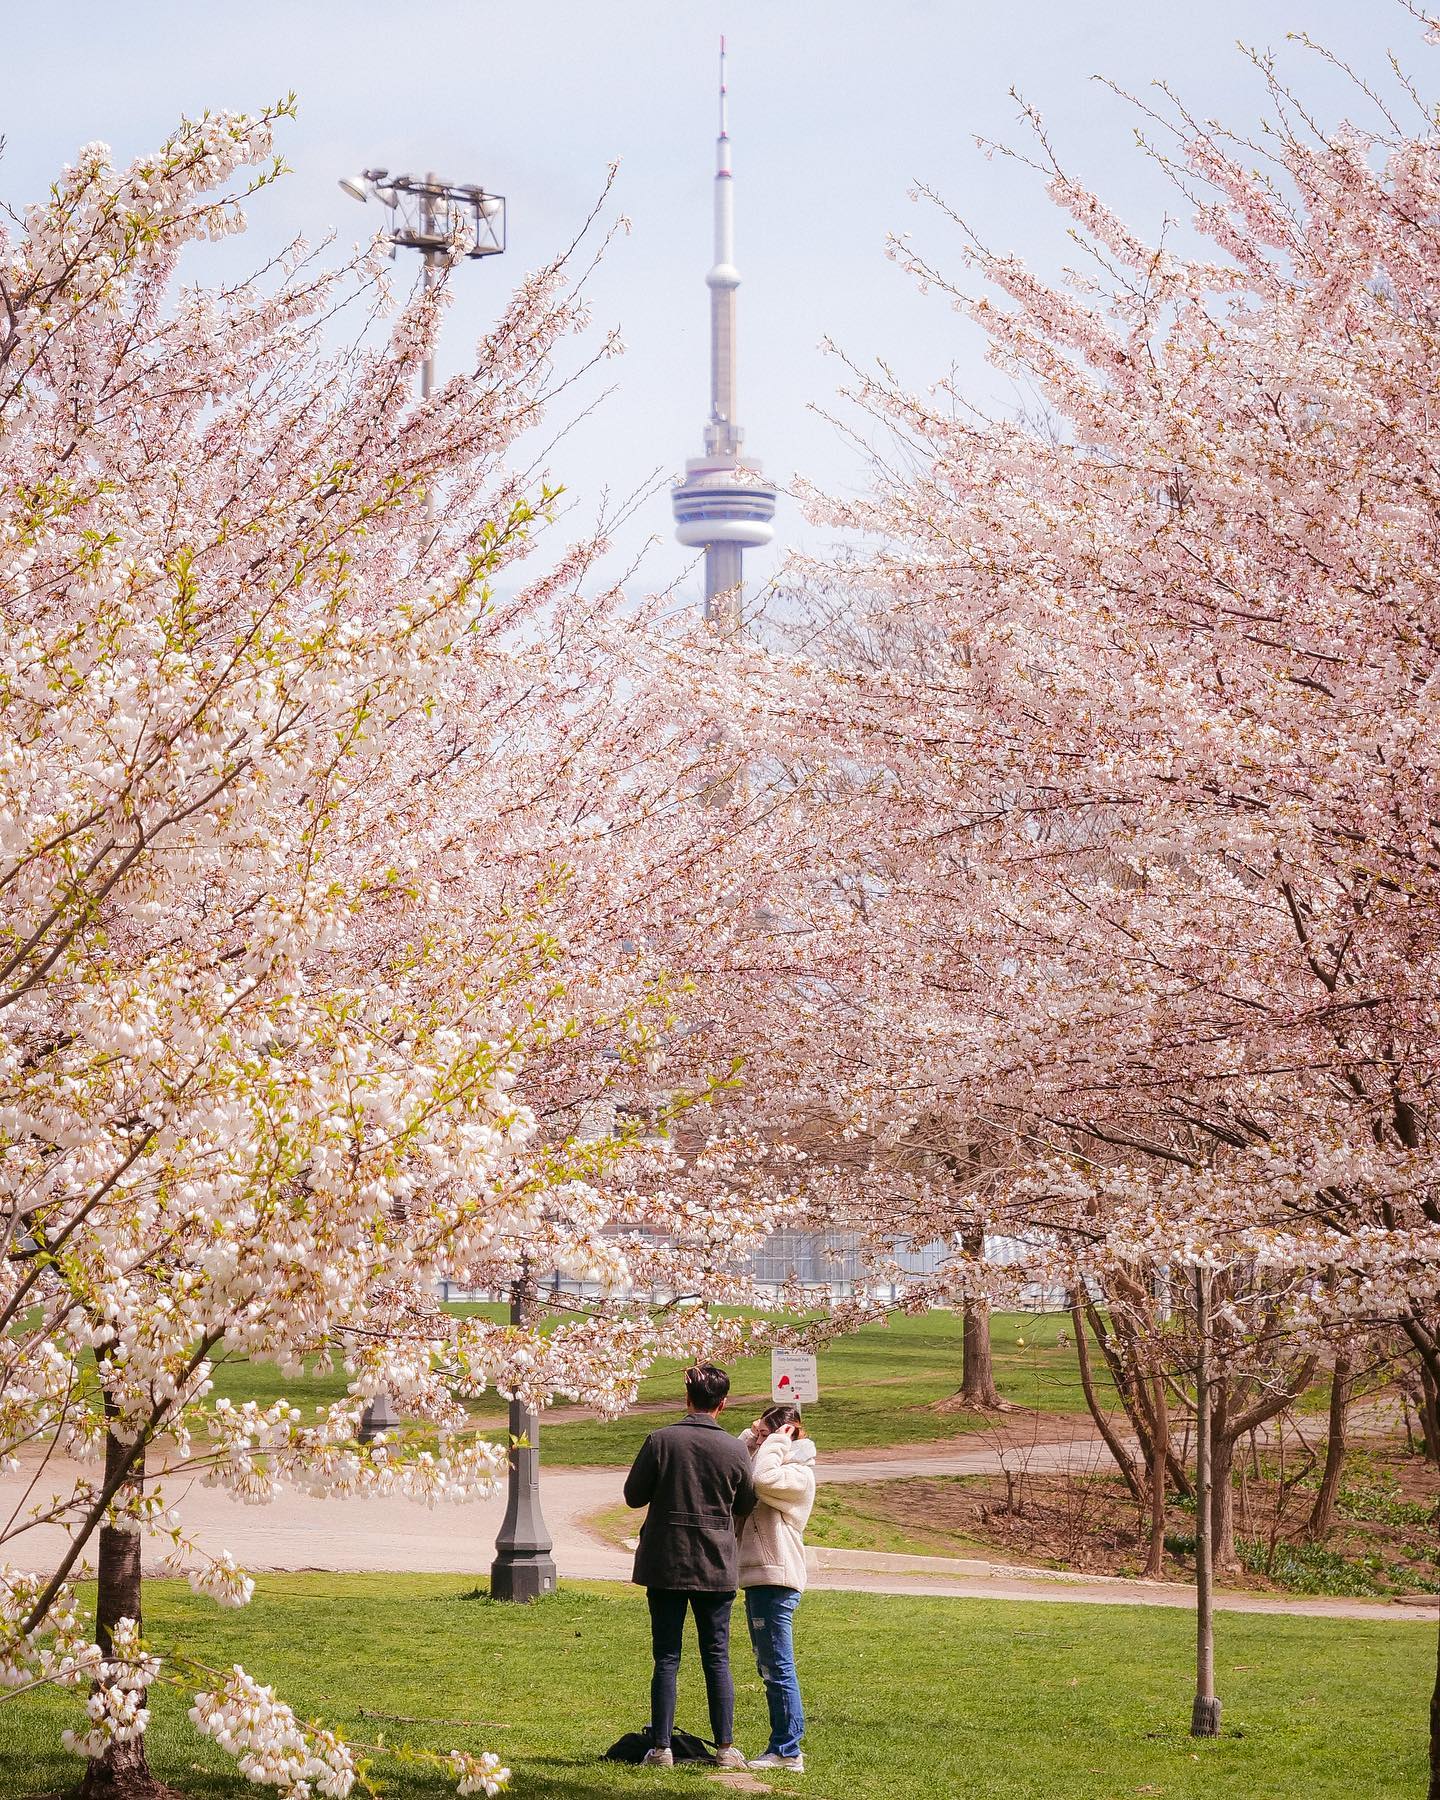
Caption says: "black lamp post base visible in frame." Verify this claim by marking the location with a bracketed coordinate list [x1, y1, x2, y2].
[490, 1552, 557, 1603]
[357, 1392, 399, 1442]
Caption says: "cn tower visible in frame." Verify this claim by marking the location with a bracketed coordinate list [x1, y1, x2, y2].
[672, 39, 777, 631]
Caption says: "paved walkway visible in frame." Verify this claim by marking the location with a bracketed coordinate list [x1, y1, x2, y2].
[3, 1440, 1431, 1625]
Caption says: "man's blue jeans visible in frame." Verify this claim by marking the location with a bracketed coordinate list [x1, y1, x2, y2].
[646, 1589, 735, 1748]
[744, 1585, 804, 1758]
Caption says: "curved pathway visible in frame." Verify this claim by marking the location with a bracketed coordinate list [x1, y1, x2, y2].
[2, 1437, 1431, 1625]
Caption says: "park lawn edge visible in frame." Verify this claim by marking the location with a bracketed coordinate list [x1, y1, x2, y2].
[0, 1573, 1429, 1800]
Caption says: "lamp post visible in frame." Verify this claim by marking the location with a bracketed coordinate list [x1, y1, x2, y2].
[339, 165, 506, 1445]
[490, 1254, 557, 1602]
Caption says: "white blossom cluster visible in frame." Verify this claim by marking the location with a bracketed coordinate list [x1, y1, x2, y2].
[190, 1667, 358, 1797]
[449, 1749, 512, 1797]
[57, 1619, 159, 1761]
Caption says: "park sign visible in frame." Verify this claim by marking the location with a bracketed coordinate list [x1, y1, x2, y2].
[770, 1349, 819, 1405]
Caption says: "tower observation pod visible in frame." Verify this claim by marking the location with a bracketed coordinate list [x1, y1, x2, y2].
[672, 38, 777, 631]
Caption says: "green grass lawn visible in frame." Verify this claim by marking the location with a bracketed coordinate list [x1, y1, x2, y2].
[529, 1309, 1098, 1466]
[0, 1575, 1425, 1800]
[202, 1308, 1102, 1466]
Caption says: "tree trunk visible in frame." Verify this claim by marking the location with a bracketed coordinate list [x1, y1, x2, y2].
[1210, 1427, 1239, 1575]
[1071, 1301, 1144, 1503]
[1423, 1359, 1440, 1465]
[1145, 1369, 1168, 1579]
[81, 1424, 163, 1800]
[959, 1298, 1006, 1409]
[1302, 1350, 1352, 1543]
[1083, 1292, 1155, 1468]
[1080, 1286, 1189, 1494]
[939, 1223, 1008, 1412]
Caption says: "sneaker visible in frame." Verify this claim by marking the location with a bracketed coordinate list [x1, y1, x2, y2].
[713, 1746, 748, 1770]
[749, 1752, 805, 1773]
[641, 1746, 674, 1767]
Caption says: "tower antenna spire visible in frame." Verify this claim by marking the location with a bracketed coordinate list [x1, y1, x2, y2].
[672, 39, 777, 631]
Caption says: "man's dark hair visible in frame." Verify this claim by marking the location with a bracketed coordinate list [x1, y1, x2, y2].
[685, 1364, 730, 1412]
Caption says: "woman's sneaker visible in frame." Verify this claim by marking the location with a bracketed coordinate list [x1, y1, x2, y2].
[640, 1746, 674, 1767]
[749, 1752, 805, 1773]
[713, 1746, 748, 1770]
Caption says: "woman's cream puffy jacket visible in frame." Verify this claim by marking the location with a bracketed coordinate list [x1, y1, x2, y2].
[736, 1429, 817, 1592]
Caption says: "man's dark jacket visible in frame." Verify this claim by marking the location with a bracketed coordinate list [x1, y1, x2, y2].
[623, 1414, 757, 1591]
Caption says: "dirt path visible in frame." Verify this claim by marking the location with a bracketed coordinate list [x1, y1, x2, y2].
[3, 1440, 1430, 1625]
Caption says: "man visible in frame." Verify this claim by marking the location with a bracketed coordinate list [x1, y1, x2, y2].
[623, 1363, 757, 1769]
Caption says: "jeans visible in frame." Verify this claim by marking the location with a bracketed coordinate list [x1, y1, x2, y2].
[646, 1588, 736, 1748]
[745, 1585, 804, 1758]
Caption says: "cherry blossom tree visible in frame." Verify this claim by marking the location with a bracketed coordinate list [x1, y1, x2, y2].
[784, 10, 1440, 1772]
[0, 107, 787, 1798]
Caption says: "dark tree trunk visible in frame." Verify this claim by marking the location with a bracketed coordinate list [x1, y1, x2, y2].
[1423, 1359, 1440, 1464]
[1302, 1350, 1352, 1543]
[1071, 1301, 1144, 1503]
[937, 1223, 1008, 1412]
[80, 1425, 163, 1800]
[1084, 1293, 1154, 1465]
[959, 1298, 1005, 1409]
[1210, 1422, 1239, 1575]
[1208, 1350, 1316, 1578]
[1145, 1369, 1168, 1579]
[1078, 1286, 1189, 1495]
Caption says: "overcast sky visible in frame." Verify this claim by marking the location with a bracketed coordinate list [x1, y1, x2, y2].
[1, 1, 1417, 601]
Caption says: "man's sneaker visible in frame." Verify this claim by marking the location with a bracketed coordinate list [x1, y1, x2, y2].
[713, 1746, 748, 1770]
[749, 1752, 805, 1773]
[641, 1746, 674, 1767]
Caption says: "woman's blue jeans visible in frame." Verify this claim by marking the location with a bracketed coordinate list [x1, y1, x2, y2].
[744, 1585, 804, 1758]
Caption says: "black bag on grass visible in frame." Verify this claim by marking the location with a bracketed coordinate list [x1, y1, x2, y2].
[603, 1725, 715, 1764]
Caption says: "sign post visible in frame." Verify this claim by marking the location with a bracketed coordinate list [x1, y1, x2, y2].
[770, 1349, 819, 1406]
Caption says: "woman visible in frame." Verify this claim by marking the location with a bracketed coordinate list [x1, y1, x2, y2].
[737, 1403, 817, 1774]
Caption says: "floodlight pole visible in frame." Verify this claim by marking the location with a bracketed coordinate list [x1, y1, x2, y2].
[490, 1254, 557, 1602]
[420, 174, 438, 401]
[338, 164, 507, 429]
[341, 162, 506, 1445]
